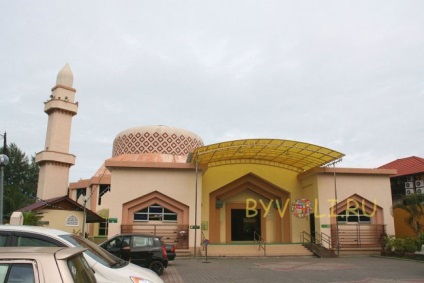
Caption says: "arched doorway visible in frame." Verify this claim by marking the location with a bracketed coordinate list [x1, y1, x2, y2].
[209, 173, 290, 243]
[122, 191, 189, 248]
[330, 194, 384, 248]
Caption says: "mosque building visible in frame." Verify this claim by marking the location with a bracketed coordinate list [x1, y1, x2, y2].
[36, 64, 396, 256]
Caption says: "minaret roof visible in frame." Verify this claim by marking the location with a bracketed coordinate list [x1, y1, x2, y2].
[56, 63, 73, 87]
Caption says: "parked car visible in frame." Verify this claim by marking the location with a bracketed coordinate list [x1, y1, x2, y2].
[0, 225, 164, 283]
[100, 234, 169, 275]
[0, 246, 96, 283]
[165, 243, 176, 261]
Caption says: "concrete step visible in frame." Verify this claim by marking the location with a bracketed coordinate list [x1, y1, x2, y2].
[199, 244, 314, 257]
[175, 249, 191, 257]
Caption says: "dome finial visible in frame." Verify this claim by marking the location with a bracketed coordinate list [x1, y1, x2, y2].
[56, 63, 73, 87]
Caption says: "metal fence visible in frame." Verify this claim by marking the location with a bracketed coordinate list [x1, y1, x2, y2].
[121, 223, 189, 249]
[331, 224, 385, 248]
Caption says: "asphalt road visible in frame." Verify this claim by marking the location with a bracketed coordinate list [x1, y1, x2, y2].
[162, 255, 424, 283]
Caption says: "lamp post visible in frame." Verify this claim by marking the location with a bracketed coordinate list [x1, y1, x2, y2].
[82, 195, 87, 237]
[0, 154, 9, 224]
[333, 162, 339, 257]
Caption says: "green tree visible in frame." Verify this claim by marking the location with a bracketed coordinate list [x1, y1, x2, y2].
[1, 143, 39, 223]
[393, 193, 424, 237]
[22, 211, 44, 226]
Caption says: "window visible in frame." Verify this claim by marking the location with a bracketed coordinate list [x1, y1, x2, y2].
[66, 215, 79, 226]
[0, 235, 7, 246]
[98, 221, 108, 236]
[60, 234, 113, 267]
[132, 236, 154, 247]
[17, 236, 58, 247]
[337, 208, 371, 223]
[0, 263, 35, 283]
[76, 188, 86, 201]
[134, 203, 177, 222]
[98, 185, 110, 205]
[67, 254, 96, 283]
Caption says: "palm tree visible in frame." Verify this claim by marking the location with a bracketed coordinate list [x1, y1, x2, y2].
[393, 193, 424, 237]
[22, 211, 44, 226]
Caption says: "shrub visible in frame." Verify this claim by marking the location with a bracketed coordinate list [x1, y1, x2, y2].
[404, 238, 418, 253]
[417, 233, 424, 247]
[392, 238, 405, 255]
[381, 235, 418, 256]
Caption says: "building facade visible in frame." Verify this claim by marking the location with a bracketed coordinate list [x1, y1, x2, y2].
[33, 65, 396, 256]
[69, 126, 396, 255]
[379, 156, 424, 238]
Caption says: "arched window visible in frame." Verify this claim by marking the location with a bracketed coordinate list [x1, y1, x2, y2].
[134, 203, 177, 222]
[337, 208, 371, 223]
[66, 215, 79, 226]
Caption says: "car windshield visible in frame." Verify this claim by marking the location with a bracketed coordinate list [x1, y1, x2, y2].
[60, 234, 128, 268]
[67, 254, 97, 283]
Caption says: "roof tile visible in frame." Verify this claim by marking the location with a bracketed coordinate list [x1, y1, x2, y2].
[378, 156, 424, 176]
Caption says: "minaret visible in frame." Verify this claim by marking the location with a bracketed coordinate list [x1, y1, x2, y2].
[35, 64, 78, 200]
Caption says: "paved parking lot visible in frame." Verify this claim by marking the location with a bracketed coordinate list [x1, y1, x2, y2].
[162, 256, 424, 283]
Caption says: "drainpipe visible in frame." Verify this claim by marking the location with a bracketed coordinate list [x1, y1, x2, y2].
[333, 163, 339, 257]
[194, 159, 198, 257]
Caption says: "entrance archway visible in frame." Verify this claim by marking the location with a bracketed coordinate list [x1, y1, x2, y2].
[122, 191, 189, 248]
[209, 173, 290, 243]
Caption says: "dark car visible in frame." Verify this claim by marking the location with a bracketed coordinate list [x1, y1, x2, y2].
[165, 244, 176, 261]
[100, 234, 168, 275]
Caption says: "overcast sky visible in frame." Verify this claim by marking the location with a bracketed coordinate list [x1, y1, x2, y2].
[1, 1, 423, 181]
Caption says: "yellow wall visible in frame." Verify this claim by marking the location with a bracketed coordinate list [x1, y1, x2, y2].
[393, 208, 424, 238]
[40, 209, 85, 235]
[201, 163, 301, 242]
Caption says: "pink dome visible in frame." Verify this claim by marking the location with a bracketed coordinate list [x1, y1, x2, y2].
[112, 125, 204, 157]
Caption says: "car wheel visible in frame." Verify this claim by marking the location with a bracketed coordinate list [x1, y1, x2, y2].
[149, 260, 164, 275]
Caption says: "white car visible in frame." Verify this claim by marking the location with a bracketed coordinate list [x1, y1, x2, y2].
[0, 225, 164, 283]
[0, 246, 97, 283]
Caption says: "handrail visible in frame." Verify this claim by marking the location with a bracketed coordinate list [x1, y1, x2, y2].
[315, 232, 332, 250]
[331, 224, 385, 248]
[300, 231, 337, 258]
[300, 231, 332, 248]
[300, 231, 311, 243]
[253, 231, 266, 256]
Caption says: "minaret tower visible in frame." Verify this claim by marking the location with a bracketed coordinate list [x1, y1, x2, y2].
[35, 64, 78, 200]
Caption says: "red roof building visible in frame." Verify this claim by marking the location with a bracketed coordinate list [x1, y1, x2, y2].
[378, 156, 424, 177]
[378, 157, 424, 238]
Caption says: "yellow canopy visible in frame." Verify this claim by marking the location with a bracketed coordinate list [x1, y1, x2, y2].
[188, 139, 344, 173]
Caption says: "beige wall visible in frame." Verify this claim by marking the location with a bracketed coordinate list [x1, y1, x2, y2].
[310, 171, 395, 236]
[39, 209, 85, 235]
[86, 161, 394, 252]
[37, 162, 73, 199]
[101, 167, 202, 248]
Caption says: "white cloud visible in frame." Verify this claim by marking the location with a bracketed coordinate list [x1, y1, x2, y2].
[0, 0, 423, 180]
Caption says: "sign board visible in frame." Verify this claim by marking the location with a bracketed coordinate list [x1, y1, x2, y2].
[190, 225, 200, 229]
[108, 218, 118, 223]
[321, 224, 330, 228]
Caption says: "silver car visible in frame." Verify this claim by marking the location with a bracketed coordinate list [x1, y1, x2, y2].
[0, 246, 96, 283]
[0, 225, 164, 283]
